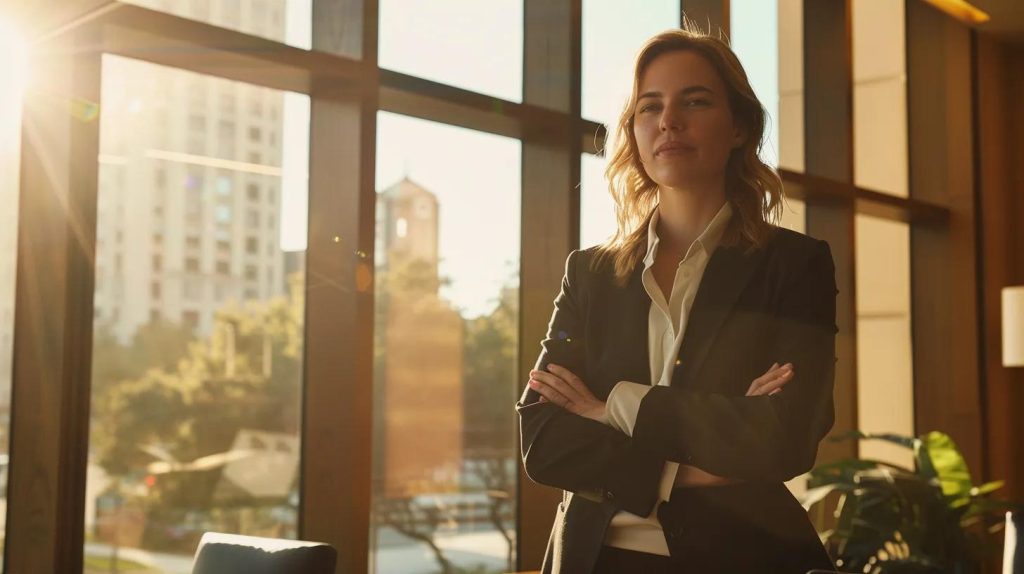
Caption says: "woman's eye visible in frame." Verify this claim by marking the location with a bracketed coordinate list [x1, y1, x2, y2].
[639, 105, 659, 113]
[687, 99, 710, 107]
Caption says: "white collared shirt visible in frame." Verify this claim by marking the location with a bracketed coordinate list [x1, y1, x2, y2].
[601, 200, 734, 555]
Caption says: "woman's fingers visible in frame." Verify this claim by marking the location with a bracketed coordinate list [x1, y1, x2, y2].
[546, 364, 594, 400]
[529, 369, 583, 406]
[746, 362, 794, 396]
[529, 376, 572, 407]
[757, 370, 794, 396]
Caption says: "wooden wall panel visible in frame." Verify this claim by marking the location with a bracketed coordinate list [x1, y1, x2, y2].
[906, 0, 985, 475]
[976, 34, 1024, 500]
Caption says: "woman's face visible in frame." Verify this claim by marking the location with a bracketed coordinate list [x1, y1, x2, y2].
[632, 49, 745, 191]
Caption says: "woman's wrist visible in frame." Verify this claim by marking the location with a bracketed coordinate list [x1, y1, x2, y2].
[673, 464, 744, 487]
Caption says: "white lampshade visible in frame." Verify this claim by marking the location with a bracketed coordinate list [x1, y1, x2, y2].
[1003, 286, 1024, 368]
[1004, 511, 1020, 574]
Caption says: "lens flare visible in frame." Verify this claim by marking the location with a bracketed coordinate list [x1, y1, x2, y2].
[0, 18, 29, 149]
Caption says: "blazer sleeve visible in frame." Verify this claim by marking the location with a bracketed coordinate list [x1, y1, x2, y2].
[516, 249, 663, 516]
[630, 239, 838, 483]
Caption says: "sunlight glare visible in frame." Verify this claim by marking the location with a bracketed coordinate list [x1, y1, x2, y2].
[0, 18, 29, 148]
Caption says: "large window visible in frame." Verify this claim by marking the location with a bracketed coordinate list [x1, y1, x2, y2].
[85, 56, 309, 573]
[371, 112, 521, 574]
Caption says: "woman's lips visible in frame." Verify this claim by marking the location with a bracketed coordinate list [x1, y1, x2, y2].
[656, 145, 696, 157]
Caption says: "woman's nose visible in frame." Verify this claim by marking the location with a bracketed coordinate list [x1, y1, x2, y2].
[659, 110, 683, 132]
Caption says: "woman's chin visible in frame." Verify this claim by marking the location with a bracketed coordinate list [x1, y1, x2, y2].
[651, 171, 711, 190]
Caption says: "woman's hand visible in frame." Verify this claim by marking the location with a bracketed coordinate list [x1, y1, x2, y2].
[745, 362, 794, 397]
[528, 364, 607, 423]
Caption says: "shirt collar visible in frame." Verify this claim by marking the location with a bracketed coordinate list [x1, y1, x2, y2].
[643, 201, 734, 268]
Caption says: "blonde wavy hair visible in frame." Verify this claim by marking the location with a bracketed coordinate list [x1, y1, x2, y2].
[590, 23, 783, 287]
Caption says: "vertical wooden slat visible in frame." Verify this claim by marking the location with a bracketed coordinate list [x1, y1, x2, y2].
[802, 0, 858, 464]
[517, 0, 581, 569]
[300, 1, 377, 573]
[5, 26, 100, 573]
[975, 32, 1024, 502]
[906, 1, 984, 475]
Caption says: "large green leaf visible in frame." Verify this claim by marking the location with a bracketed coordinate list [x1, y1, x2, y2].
[919, 431, 972, 499]
[800, 483, 859, 511]
[807, 457, 916, 489]
[830, 430, 920, 450]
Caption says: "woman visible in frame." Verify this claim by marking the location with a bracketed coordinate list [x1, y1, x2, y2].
[517, 26, 839, 574]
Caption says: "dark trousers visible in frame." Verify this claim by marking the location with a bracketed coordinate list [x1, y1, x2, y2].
[592, 545, 674, 574]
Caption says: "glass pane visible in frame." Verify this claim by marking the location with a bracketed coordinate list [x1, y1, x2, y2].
[853, 0, 908, 196]
[777, 0, 804, 172]
[731, 0, 780, 167]
[124, 0, 312, 51]
[580, 153, 617, 248]
[372, 112, 520, 573]
[85, 55, 309, 573]
[0, 22, 28, 571]
[379, 0, 522, 103]
[855, 214, 914, 468]
[582, 0, 680, 125]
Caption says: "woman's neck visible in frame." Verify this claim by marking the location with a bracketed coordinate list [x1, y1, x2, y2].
[655, 183, 727, 256]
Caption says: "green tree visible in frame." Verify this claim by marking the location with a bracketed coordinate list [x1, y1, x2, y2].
[90, 276, 305, 549]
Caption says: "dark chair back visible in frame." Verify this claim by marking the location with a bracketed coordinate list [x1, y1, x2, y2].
[192, 532, 337, 574]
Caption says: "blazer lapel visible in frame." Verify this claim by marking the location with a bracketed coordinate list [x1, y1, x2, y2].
[623, 259, 653, 387]
[675, 242, 767, 387]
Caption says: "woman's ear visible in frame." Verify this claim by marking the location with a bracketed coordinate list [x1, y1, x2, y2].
[732, 124, 747, 149]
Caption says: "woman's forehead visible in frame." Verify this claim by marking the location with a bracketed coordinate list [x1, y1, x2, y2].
[638, 51, 723, 93]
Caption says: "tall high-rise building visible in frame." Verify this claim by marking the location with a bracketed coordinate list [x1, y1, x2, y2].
[94, 0, 290, 345]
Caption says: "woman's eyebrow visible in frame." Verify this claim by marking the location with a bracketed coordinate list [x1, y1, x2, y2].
[637, 85, 714, 100]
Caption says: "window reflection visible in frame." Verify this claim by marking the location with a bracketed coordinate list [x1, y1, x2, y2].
[372, 112, 520, 573]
